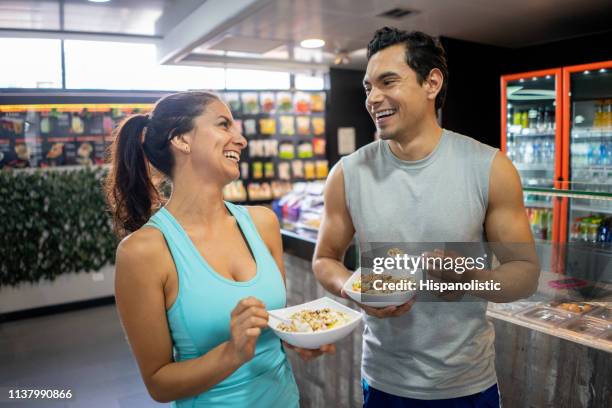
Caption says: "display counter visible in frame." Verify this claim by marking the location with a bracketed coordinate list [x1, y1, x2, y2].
[280, 225, 612, 407]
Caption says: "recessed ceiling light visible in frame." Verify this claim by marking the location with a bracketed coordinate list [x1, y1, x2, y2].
[88, 0, 111, 3]
[300, 39, 325, 49]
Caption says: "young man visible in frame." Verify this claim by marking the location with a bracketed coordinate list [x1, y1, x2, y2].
[313, 27, 540, 407]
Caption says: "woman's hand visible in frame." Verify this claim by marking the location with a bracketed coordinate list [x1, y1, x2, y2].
[283, 341, 336, 362]
[227, 297, 269, 365]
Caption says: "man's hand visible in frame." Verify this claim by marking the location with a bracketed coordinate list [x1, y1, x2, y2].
[423, 249, 468, 301]
[340, 288, 416, 318]
[283, 342, 336, 362]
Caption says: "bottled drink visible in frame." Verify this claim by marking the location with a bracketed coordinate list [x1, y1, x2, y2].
[605, 99, 612, 130]
[594, 100, 604, 128]
[599, 143, 608, 166]
[521, 111, 529, 129]
[536, 106, 545, 132]
[528, 108, 538, 130]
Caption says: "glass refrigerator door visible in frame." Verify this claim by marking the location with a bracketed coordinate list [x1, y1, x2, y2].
[502, 69, 562, 242]
[562, 61, 612, 244]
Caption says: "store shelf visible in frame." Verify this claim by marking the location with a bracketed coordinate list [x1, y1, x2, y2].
[508, 132, 556, 138]
[570, 204, 612, 214]
[525, 201, 553, 209]
[571, 128, 612, 140]
[524, 187, 612, 200]
[515, 163, 555, 171]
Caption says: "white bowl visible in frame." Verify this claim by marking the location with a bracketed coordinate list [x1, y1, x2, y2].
[342, 267, 418, 308]
[268, 297, 362, 349]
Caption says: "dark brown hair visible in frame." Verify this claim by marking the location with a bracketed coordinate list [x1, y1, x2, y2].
[105, 91, 219, 237]
[367, 26, 449, 112]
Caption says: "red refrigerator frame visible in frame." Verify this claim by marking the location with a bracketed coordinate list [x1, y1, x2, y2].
[500, 68, 564, 242]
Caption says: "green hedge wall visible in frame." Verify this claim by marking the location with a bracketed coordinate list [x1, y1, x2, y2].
[0, 167, 117, 287]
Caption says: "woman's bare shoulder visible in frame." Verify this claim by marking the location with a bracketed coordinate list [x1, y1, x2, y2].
[115, 227, 172, 280]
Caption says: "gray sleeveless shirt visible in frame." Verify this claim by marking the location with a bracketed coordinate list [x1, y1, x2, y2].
[341, 129, 499, 399]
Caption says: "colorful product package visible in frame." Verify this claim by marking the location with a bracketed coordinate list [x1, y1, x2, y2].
[313, 138, 326, 155]
[241, 93, 260, 114]
[279, 143, 295, 159]
[297, 142, 313, 158]
[277, 92, 293, 113]
[294, 92, 311, 113]
[260, 92, 276, 113]
[311, 92, 326, 112]
[312, 117, 325, 135]
[259, 118, 276, 135]
[279, 116, 295, 135]
[296, 116, 311, 135]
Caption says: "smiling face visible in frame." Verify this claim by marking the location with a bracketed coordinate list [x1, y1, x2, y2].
[183, 99, 247, 184]
[363, 43, 434, 141]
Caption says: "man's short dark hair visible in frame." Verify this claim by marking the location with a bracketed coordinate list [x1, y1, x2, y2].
[367, 27, 448, 111]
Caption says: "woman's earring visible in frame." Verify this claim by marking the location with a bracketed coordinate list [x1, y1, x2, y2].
[185, 146, 190, 153]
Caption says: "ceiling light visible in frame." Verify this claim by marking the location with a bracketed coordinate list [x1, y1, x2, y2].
[599, 68, 607, 73]
[546, 75, 551, 79]
[88, 0, 111, 3]
[300, 39, 325, 49]
[583, 70, 590, 75]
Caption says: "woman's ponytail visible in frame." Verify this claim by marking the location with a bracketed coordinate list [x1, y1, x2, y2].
[105, 114, 161, 237]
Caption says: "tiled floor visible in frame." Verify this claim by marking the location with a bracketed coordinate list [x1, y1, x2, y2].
[0, 305, 167, 407]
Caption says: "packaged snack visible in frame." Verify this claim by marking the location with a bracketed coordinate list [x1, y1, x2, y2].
[312, 117, 325, 135]
[259, 118, 276, 135]
[294, 92, 311, 113]
[277, 92, 293, 113]
[310, 92, 326, 112]
[296, 116, 311, 135]
[224, 92, 242, 113]
[252, 162, 263, 179]
[315, 160, 329, 178]
[260, 92, 276, 113]
[264, 140, 278, 156]
[243, 119, 257, 136]
[304, 162, 316, 179]
[313, 138, 326, 155]
[278, 162, 291, 180]
[279, 116, 295, 135]
[241, 93, 259, 114]
[297, 142, 313, 159]
[292, 160, 304, 178]
[264, 161, 275, 178]
[249, 140, 264, 157]
[279, 143, 295, 159]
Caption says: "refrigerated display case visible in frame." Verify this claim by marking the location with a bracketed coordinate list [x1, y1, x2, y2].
[560, 61, 612, 245]
[502, 61, 612, 246]
[501, 69, 563, 242]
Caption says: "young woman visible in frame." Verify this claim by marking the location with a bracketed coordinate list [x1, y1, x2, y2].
[106, 91, 333, 407]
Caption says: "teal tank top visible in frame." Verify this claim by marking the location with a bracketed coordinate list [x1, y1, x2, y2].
[145, 201, 299, 407]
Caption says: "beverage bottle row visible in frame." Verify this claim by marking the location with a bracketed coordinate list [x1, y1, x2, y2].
[570, 215, 612, 243]
[571, 142, 612, 167]
[510, 106, 555, 133]
[592, 99, 612, 129]
[526, 207, 552, 241]
[506, 139, 555, 165]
